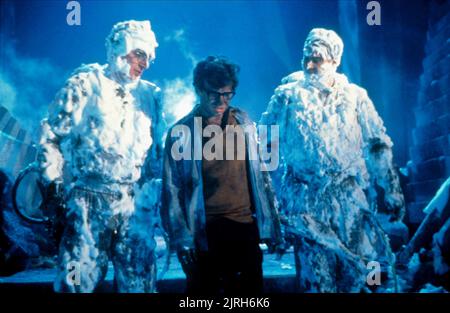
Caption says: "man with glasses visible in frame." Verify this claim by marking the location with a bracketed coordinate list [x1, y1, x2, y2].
[161, 56, 283, 294]
[38, 20, 164, 292]
[260, 28, 405, 292]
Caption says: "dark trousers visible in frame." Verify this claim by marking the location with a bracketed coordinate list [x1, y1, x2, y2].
[181, 218, 263, 294]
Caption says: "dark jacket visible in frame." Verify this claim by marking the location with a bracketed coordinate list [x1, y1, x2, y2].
[161, 106, 283, 251]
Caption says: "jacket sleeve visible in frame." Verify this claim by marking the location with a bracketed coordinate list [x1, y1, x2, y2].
[38, 73, 87, 183]
[160, 132, 195, 252]
[356, 88, 405, 220]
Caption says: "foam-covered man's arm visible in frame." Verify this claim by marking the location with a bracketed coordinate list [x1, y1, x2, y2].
[38, 74, 86, 183]
[144, 87, 166, 180]
[260, 84, 293, 201]
[137, 87, 167, 211]
[259, 83, 295, 247]
[259, 82, 291, 129]
[357, 88, 405, 221]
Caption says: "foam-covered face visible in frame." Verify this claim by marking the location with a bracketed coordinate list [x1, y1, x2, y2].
[302, 28, 344, 70]
[125, 49, 148, 80]
[303, 54, 335, 76]
[105, 20, 158, 82]
[301, 28, 343, 91]
[302, 49, 337, 91]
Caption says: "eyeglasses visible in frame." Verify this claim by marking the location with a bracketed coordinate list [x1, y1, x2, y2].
[205, 89, 236, 101]
[304, 56, 324, 64]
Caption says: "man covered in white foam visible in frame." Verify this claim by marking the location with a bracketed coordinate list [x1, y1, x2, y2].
[260, 28, 405, 292]
[38, 20, 165, 292]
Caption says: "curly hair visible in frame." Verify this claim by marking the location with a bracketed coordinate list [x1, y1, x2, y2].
[193, 56, 240, 92]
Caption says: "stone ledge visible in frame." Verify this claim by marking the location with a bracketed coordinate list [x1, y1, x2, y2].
[414, 94, 449, 126]
[411, 115, 450, 146]
[407, 178, 446, 203]
[409, 156, 450, 182]
[410, 135, 450, 164]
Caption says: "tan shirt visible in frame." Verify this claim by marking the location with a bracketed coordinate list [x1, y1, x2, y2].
[202, 110, 254, 224]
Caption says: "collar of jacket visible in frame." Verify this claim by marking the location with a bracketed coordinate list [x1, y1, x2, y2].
[190, 105, 254, 127]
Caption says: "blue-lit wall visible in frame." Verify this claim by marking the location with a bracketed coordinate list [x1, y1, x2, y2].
[406, 0, 450, 227]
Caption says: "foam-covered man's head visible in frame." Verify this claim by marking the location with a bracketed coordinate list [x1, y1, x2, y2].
[302, 28, 344, 76]
[105, 20, 158, 81]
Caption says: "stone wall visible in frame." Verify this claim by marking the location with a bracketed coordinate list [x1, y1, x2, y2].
[407, 0, 450, 228]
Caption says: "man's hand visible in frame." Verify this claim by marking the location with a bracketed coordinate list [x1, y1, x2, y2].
[177, 246, 198, 268]
[262, 239, 290, 260]
[385, 193, 405, 222]
[396, 245, 412, 266]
